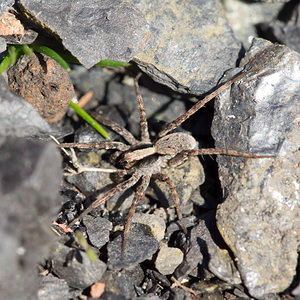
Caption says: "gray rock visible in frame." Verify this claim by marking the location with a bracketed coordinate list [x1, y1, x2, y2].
[292, 281, 300, 297]
[189, 188, 206, 207]
[18, 0, 149, 68]
[132, 0, 241, 94]
[0, 137, 62, 299]
[83, 215, 112, 249]
[38, 274, 80, 300]
[51, 243, 106, 289]
[69, 66, 115, 102]
[213, 38, 299, 298]
[0, 37, 6, 53]
[0, 76, 52, 137]
[0, 0, 14, 17]
[155, 245, 183, 275]
[107, 224, 159, 270]
[223, 0, 283, 48]
[2, 28, 38, 45]
[152, 156, 204, 207]
[101, 265, 144, 298]
[132, 212, 166, 242]
[165, 215, 197, 238]
[262, 2, 300, 53]
[106, 76, 187, 137]
[175, 211, 241, 284]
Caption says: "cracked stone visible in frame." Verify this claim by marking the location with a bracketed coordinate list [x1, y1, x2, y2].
[213, 38, 299, 298]
[107, 224, 159, 270]
[51, 243, 106, 289]
[132, 0, 241, 94]
[18, 0, 149, 68]
[83, 215, 112, 249]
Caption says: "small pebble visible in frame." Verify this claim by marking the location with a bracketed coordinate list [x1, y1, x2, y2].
[51, 244, 106, 289]
[83, 215, 112, 249]
[155, 245, 183, 275]
[132, 212, 166, 242]
[107, 224, 159, 270]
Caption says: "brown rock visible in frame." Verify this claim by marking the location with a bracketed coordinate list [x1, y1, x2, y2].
[7, 52, 75, 122]
[0, 12, 24, 36]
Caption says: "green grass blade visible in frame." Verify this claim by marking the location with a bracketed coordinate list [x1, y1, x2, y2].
[69, 100, 110, 140]
[55, 52, 130, 68]
[21, 44, 33, 55]
[32, 45, 70, 71]
[96, 59, 130, 67]
[0, 52, 11, 73]
[7, 45, 17, 65]
[75, 230, 98, 262]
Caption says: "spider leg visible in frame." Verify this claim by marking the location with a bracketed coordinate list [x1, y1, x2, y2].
[154, 173, 187, 235]
[59, 141, 130, 151]
[168, 148, 274, 167]
[134, 75, 151, 143]
[158, 72, 246, 138]
[122, 174, 151, 251]
[68, 172, 142, 227]
[90, 112, 137, 145]
[64, 147, 122, 175]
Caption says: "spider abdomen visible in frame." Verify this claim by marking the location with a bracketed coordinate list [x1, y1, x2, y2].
[154, 132, 197, 156]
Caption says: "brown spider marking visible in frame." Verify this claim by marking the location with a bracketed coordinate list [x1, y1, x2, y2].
[60, 58, 274, 251]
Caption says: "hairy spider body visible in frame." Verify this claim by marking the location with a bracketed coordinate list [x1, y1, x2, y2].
[60, 67, 273, 250]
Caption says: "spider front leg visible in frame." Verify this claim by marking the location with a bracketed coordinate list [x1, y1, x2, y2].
[158, 72, 247, 138]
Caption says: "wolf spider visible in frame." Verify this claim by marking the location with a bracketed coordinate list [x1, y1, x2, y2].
[61, 69, 270, 250]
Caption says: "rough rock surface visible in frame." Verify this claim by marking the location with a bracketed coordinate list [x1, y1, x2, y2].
[223, 0, 283, 48]
[176, 211, 241, 284]
[83, 215, 112, 249]
[0, 76, 52, 137]
[107, 224, 159, 270]
[0, 137, 62, 299]
[0, 0, 14, 17]
[152, 156, 204, 206]
[262, 1, 300, 53]
[0, 37, 5, 52]
[132, 213, 166, 242]
[155, 245, 183, 275]
[101, 266, 144, 298]
[213, 38, 300, 298]
[51, 243, 106, 289]
[38, 274, 80, 300]
[0, 12, 24, 36]
[7, 53, 75, 123]
[18, 0, 149, 68]
[132, 0, 241, 94]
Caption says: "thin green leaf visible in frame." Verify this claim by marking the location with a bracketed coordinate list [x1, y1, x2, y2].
[86, 248, 98, 262]
[96, 59, 130, 67]
[21, 44, 33, 55]
[0, 52, 11, 73]
[75, 230, 98, 262]
[8, 45, 17, 65]
[32, 45, 70, 71]
[69, 100, 110, 140]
